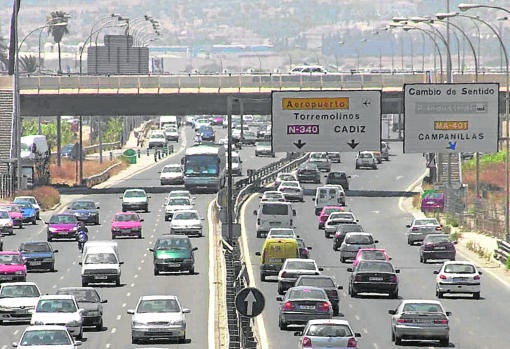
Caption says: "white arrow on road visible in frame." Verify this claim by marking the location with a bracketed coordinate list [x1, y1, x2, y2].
[244, 290, 257, 316]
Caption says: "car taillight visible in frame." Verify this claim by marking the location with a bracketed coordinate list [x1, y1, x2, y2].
[435, 226, 442, 231]
[439, 274, 447, 280]
[347, 337, 358, 348]
[257, 219, 260, 225]
[283, 301, 295, 310]
[318, 302, 330, 312]
[397, 318, 413, 324]
[302, 337, 312, 347]
[355, 275, 363, 281]
[389, 275, 398, 282]
[474, 274, 480, 280]
[290, 219, 293, 226]
[434, 319, 448, 324]
[411, 227, 418, 231]
[281, 271, 287, 278]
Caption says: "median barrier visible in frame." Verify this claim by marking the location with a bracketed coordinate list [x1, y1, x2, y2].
[494, 240, 510, 265]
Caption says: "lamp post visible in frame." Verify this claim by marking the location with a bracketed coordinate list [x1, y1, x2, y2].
[457, 4, 510, 242]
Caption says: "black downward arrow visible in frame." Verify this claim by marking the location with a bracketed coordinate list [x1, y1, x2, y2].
[347, 139, 359, 149]
[293, 140, 306, 149]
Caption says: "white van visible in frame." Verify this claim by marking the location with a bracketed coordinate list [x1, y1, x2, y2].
[20, 135, 49, 160]
[314, 185, 346, 215]
[228, 152, 243, 176]
[253, 201, 296, 238]
[80, 245, 122, 287]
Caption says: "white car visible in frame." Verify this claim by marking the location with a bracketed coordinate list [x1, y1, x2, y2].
[277, 258, 322, 295]
[13, 196, 41, 220]
[355, 151, 377, 170]
[324, 212, 358, 238]
[290, 65, 328, 75]
[0, 282, 41, 324]
[339, 232, 378, 263]
[159, 164, 184, 185]
[194, 118, 210, 131]
[274, 172, 298, 189]
[164, 197, 194, 221]
[434, 261, 482, 299]
[170, 210, 203, 236]
[121, 189, 150, 213]
[13, 325, 82, 348]
[0, 210, 13, 235]
[296, 319, 361, 349]
[255, 141, 275, 157]
[164, 126, 179, 142]
[277, 180, 304, 202]
[31, 295, 84, 338]
[266, 228, 298, 239]
[147, 130, 166, 149]
[128, 295, 190, 344]
[166, 190, 194, 203]
[260, 191, 286, 202]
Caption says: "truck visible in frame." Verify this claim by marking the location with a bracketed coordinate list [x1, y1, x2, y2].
[159, 115, 178, 130]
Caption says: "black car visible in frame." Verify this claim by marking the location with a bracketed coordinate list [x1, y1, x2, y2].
[347, 260, 399, 298]
[297, 163, 321, 184]
[419, 233, 456, 263]
[67, 199, 100, 225]
[56, 287, 107, 330]
[325, 171, 351, 190]
[19, 241, 58, 272]
[333, 223, 365, 251]
[294, 275, 343, 316]
[149, 235, 198, 275]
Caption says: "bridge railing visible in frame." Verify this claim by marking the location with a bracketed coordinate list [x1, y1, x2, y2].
[17, 72, 498, 94]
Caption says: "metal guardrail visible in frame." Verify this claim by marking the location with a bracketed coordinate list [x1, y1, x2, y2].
[494, 240, 510, 265]
[16, 72, 509, 94]
[82, 162, 122, 187]
[84, 141, 121, 155]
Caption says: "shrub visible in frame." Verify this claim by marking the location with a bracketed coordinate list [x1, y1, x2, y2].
[450, 230, 462, 242]
[14, 186, 60, 210]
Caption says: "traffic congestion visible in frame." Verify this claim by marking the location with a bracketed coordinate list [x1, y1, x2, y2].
[0, 114, 505, 349]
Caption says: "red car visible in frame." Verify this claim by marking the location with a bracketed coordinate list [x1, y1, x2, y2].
[111, 211, 143, 239]
[352, 248, 391, 268]
[0, 204, 23, 229]
[318, 206, 347, 230]
[0, 251, 27, 282]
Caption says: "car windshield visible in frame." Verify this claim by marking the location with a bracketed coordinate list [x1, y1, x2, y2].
[0, 254, 23, 264]
[21, 242, 51, 252]
[359, 250, 387, 261]
[281, 182, 298, 188]
[330, 172, 346, 179]
[0, 211, 9, 219]
[337, 224, 364, 233]
[15, 197, 37, 205]
[49, 215, 77, 224]
[84, 253, 118, 264]
[57, 289, 100, 303]
[137, 299, 181, 313]
[288, 288, 325, 299]
[306, 324, 352, 337]
[0, 284, 40, 298]
[36, 299, 77, 313]
[114, 213, 139, 222]
[168, 198, 191, 206]
[156, 238, 190, 250]
[124, 190, 146, 198]
[403, 303, 442, 313]
[345, 234, 373, 244]
[359, 153, 372, 158]
[174, 211, 199, 220]
[285, 261, 316, 270]
[263, 192, 283, 199]
[297, 277, 335, 288]
[16, 201, 33, 209]
[21, 329, 72, 346]
[415, 219, 439, 226]
[425, 235, 450, 243]
[70, 201, 95, 210]
[0, 205, 19, 213]
[269, 229, 294, 237]
[443, 263, 476, 274]
[357, 261, 393, 272]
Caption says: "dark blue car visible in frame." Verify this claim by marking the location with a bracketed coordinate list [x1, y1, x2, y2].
[198, 126, 215, 141]
[15, 201, 37, 225]
[19, 241, 58, 272]
[67, 199, 100, 225]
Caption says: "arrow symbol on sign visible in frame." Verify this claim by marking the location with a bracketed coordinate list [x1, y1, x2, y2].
[362, 99, 371, 107]
[347, 139, 359, 149]
[244, 290, 257, 316]
[293, 140, 306, 149]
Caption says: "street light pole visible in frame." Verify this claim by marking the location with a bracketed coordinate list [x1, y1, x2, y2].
[457, 4, 510, 241]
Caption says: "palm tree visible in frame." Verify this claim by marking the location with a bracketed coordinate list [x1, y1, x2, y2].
[47, 11, 70, 75]
[0, 36, 8, 72]
[19, 55, 38, 74]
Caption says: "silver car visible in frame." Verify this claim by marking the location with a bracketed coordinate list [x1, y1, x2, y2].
[277, 286, 332, 330]
[324, 212, 358, 238]
[294, 319, 361, 348]
[339, 232, 378, 263]
[277, 181, 304, 202]
[355, 151, 377, 170]
[406, 218, 443, 245]
[277, 258, 323, 295]
[389, 299, 451, 346]
[169, 210, 203, 236]
[128, 295, 190, 344]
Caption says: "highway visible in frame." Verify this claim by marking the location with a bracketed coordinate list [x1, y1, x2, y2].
[241, 145, 510, 349]
[0, 125, 283, 349]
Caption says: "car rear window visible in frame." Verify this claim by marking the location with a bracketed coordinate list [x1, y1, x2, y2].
[297, 277, 335, 288]
[261, 204, 289, 215]
[288, 288, 325, 299]
[345, 234, 373, 244]
[306, 324, 352, 337]
[403, 303, 442, 313]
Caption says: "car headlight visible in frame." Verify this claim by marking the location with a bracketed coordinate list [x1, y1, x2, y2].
[112, 228, 120, 232]
[183, 258, 193, 263]
[133, 320, 148, 326]
[14, 270, 25, 275]
[49, 227, 57, 233]
[170, 319, 185, 326]
[33, 320, 45, 325]
[155, 258, 166, 264]
[85, 310, 100, 316]
[43, 258, 53, 262]
[67, 320, 81, 326]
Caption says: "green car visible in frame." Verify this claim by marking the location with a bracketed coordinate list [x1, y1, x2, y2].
[149, 235, 197, 275]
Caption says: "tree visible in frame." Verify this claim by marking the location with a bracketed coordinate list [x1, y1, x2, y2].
[0, 35, 8, 72]
[47, 11, 70, 75]
[19, 55, 38, 74]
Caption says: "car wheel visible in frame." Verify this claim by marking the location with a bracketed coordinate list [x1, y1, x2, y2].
[96, 318, 103, 331]
[436, 288, 444, 298]
[32, 218, 36, 225]
[473, 292, 480, 299]
[355, 165, 359, 169]
[82, 280, 88, 287]
[50, 264, 55, 272]
[333, 304, 339, 316]
[260, 272, 266, 282]
[154, 267, 159, 276]
[179, 333, 186, 344]
[350, 285, 357, 298]
[256, 231, 262, 238]
[18, 223, 22, 229]
[76, 328, 83, 340]
[450, 257, 456, 261]
[340, 256, 346, 263]
[440, 337, 449, 346]
[395, 334, 402, 345]
[390, 290, 399, 299]
[278, 318, 288, 330]
[115, 277, 121, 286]
[333, 245, 338, 251]
[407, 239, 413, 246]
[138, 232, 142, 239]
[0, 320, 3, 325]
[189, 267, 195, 275]
[131, 337, 138, 344]
[277, 285, 284, 295]
[111, 235, 115, 240]
[95, 218, 100, 225]
[47, 235, 52, 242]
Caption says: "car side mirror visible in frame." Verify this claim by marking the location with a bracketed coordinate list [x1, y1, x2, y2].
[74, 340, 82, 346]
[294, 331, 303, 336]
[127, 309, 135, 314]
[478, 271, 483, 275]
[192, 247, 198, 251]
[53, 250, 59, 253]
[78, 262, 82, 265]
[255, 252, 261, 256]
[374, 240, 379, 244]
[347, 267, 353, 272]
[348, 176, 352, 178]
[355, 333, 361, 338]
[388, 257, 392, 260]
[433, 270, 439, 274]
[149, 248, 155, 252]
[119, 196, 123, 199]
[293, 210, 297, 216]
[307, 247, 312, 250]
[148, 196, 152, 198]
[446, 311, 452, 316]
[253, 210, 257, 215]
[182, 308, 191, 314]
[406, 224, 411, 228]
[119, 261, 124, 265]
[395, 269, 400, 273]
[276, 296, 284, 301]
[101, 299, 108, 303]
[388, 309, 396, 315]
[140, 219, 144, 222]
[12, 343, 18, 348]
[96, 206, 100, 209]
[337, 285, 343, 290]
[318, 267, 323, 272]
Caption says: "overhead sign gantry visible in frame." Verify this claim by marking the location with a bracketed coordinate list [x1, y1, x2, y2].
[271, 90, 382, 152]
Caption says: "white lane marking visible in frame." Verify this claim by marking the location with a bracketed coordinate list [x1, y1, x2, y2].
[355, 314, 360, 321]
[116, 315, 121, 320]
[126, 292, 131, 297]
[240, 193, 269, 349]
[207, 199, 216, 349]
[111, 328, 117, 334]
[134, 274, 138, 279]
[137, 266, 142, 271]
[396, 175, 404, 181]
[122, 303, 126, 308]
[106, 344, 111, 348]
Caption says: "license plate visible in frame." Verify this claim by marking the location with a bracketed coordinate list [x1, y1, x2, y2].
[299, 305, 316, 310]
[414, 318, 433, 323]
[453, 277, 467, 282]
[0, 275, 11, 280]
[268, 258, 283, 263]
[167, 263, 181, 267]
[148, 328, 164, 332]
[30, 261, 42, 266]
[434, 246, 446, 250]
[94, 275, 108, 280]
[58, 231, 68, 234]
[369, 277, 384, 281]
